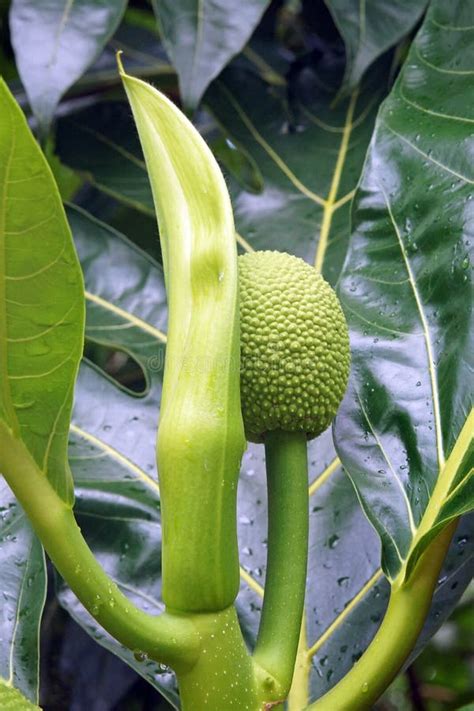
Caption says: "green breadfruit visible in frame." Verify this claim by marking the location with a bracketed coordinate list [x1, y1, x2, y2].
[238, 250, 350, 442]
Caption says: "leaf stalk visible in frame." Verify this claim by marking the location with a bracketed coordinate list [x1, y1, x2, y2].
[305, 519, 457, 711]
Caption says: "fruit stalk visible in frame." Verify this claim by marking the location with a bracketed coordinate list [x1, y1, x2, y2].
[254, 430, 309, 696]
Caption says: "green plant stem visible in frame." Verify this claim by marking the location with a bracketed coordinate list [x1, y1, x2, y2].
[0, 423, 199, 672]
[306, 520, 457, 711]
[253, 429, 309, 697]
[177, 606, 266, 711]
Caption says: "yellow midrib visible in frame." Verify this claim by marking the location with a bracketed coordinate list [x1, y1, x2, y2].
[85, 291, 167, 342]
[215, 81, 326, 207]
[307, 569, 383, 660]
[314, 89, 359, 273]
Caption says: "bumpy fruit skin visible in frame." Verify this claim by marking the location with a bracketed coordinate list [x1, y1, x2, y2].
[239, 250, 350, 442]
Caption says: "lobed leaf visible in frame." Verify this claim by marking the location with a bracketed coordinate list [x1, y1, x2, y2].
[9, 0, 128, 135]
[324, 0, 427, 93]
[151, 0, 271, 110]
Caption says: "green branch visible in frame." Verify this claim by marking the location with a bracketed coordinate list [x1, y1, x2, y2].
[306, 520, 457, 711]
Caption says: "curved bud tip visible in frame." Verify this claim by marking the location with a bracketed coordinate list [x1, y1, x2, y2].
[116, 49, 125, 76]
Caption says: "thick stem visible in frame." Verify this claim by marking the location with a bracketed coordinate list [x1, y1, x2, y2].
[253, 430, 309, 696]
[0, 423, 198, 672]
[177, 606, 266, 711]
[306, 520, 457, 711]
[158, 405, 244, 613]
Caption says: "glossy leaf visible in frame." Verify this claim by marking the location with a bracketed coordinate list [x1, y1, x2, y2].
[9, 0, 128, 135]
[334, 0, 474, 585]
[61, 204, 174, 704]
[76, 9, 173, 94]
[0, 480, 46, 705]
[0, 78, 84, 504]
[57, 102, 155, 217]
[324, 0, 427, 93]
[151, 0, 270, 110]
[206, 57, 390, 282]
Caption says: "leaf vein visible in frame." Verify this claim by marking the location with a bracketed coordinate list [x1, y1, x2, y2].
[384, 123, 474, 184]
[306, 569, 383, 659]
[215, 82, 325, 206]
[356, 389, 417, 536]
[378, 182, 445, 470]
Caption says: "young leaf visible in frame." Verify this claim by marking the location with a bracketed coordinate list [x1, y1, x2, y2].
[0, 78, 84, 504]
[151, 0, 270, 110]
[118, 56, 246, 612]
[0, 480, 46, 705]
[9, 0, 128, 135]
[334, 0, 474, 583]
[324, 0, 427, 93]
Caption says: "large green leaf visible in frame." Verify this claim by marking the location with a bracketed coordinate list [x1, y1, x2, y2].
[205, 58, 385, 280]
[151, 0, 270, 110]
[323, 0, 427, 93]
[0, 480, 46, 705]
[0, 78, 84, 504]
[334, 0, 474, 583]
[9, 0, 128, 135]
[0, 78, 84, 706]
